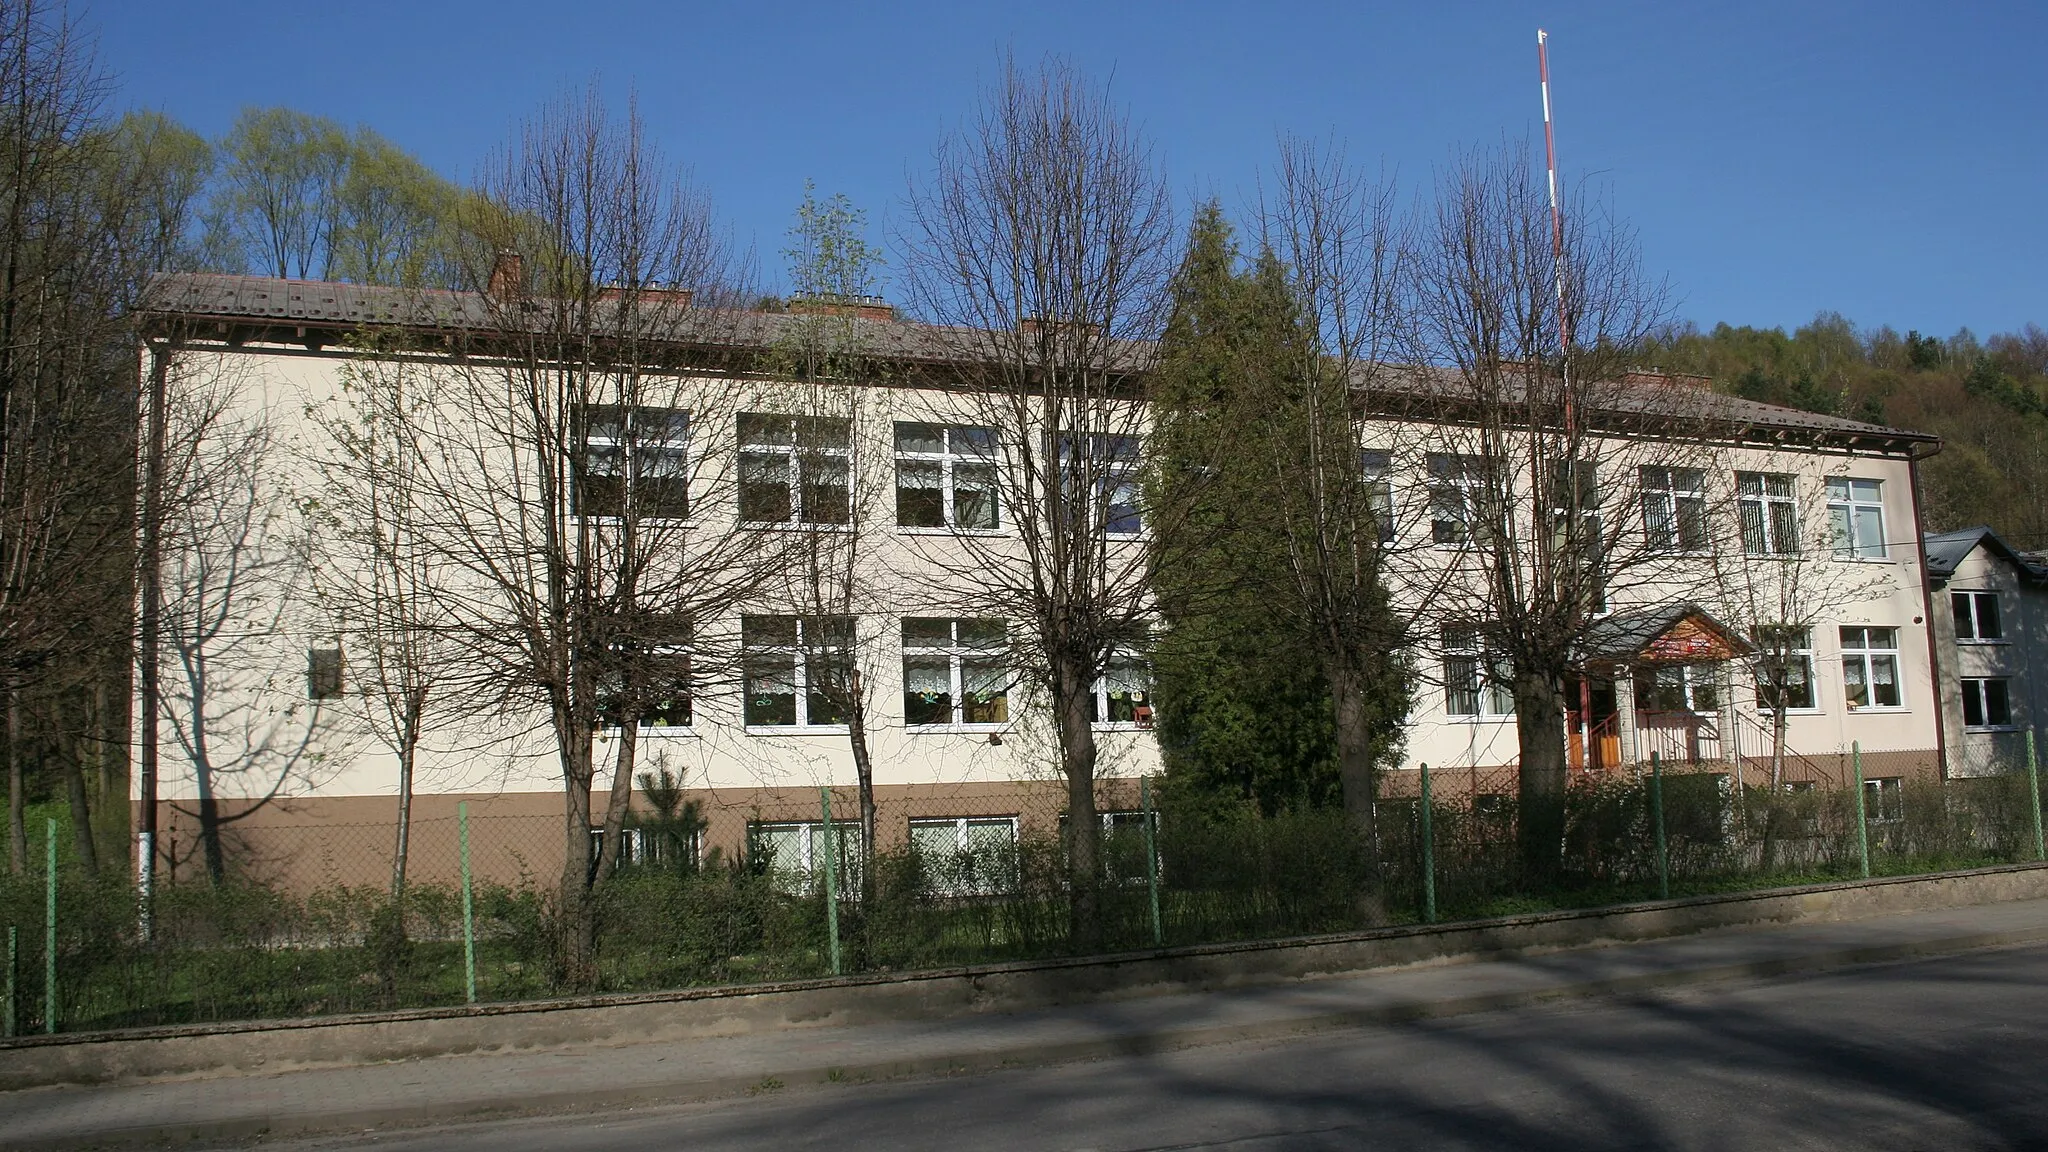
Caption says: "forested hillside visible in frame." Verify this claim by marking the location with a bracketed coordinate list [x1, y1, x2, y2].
[1641, 315, 2048, 547]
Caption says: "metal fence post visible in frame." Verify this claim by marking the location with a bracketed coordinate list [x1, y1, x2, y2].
[1142, 776, 1161, 946]
[819, 788, 842, 977]
[1420, 763, 1437, 924]
[1650, 752, 1669, 901]
[1852, 741, 1871, 879]
[2028, 729, 2045, 862]
[44, 817, 56, 1034]
[4, 925, 15, 1038]
[459, 802, 476, 1005]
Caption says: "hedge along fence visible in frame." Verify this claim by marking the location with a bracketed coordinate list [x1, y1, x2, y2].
[4, 761, 2047, 1036]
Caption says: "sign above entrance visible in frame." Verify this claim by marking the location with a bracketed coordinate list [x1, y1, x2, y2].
[1641, 614, 1743, 664]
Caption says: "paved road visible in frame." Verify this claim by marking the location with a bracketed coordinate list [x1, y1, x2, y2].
[261, 944, 2048, 1152]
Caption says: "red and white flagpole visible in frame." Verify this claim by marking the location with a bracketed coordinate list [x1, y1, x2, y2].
[1538, 28, 1568, 361]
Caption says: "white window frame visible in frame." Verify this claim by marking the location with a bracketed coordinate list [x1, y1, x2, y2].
[1827, 477, 1888, 560]
[741, 615, 854, 732]
[1863, 776, 1905, 823]
[1058, 431, 1145, 537]
[1751, 626, 1820, 714]
[599, 643, 695, 733]
[1091, 650, 1153, 730]
[738, 412, 852, 527]
[1840, 626, 1905, 712]
[1951, 590, 2004, 643]
[1361, 448, 1395, 543]
[901, 618, 1011, 729]
[580, 404, 691, 522]
[893, 422, 1002, 533]
[1427, 453, 1488, 547]
[1640, 466, 1708, 554]
[1736, 471, 1800, 556]
[1443, 626, 1515, 720]
[1636, 664, 1722, 715]
[749, 819, 864, 896]
[907, 816, 1019, 895]
[1960, 677, 2015, 730]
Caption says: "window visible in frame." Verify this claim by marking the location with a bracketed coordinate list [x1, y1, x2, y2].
[1361, 449, 1395, 543]
[1752, 627, 1816, 712]
[598, 621, 693, 729]
[1961, 678, 2014, 729]
[1736, 471, 1800, 556]
[1442, 626, 1514, 718]
[1840, 626, 1903, 710]
[741, 615, 854, 728]
[908, 817, 1018, 895]
[581, 405, 689, 519]
[1427, 453, 1488, 545]
[307, 647, 344, 700]
[749, 820, 863, 896]
[739, 413, 851, 525]
[1640, 467, 1708, 553]
[1091, 652, 1153, 727]
[1827, 478, 1887, 559]
[895, 423, 1000, 530]
[590, 827, 698, 868]
[1952, 591, 2003, 642]
[1059, 431, 1144, 535]
[1635, 665, 1720, 714]
[902, 618, 1009, 727]
[1863, 777, 1904, 823]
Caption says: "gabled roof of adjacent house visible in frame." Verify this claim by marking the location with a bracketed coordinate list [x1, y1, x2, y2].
[138, 271, 1939, 454]
[1923, 525, 2048, 584]
[1577, 603, 1754, 664]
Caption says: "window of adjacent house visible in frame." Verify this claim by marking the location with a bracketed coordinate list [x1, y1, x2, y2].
[894, 422, 1000, 530]
[1952, 591, 2003, 642]
[1058, 431, 1144, 535]
[741, 615, 854, 728]
[1361, 449, 1395, 543]
[749, 820, 863, 896]
[1752, 626, 1817, 712]
[1640, 466, 1708, 553]
[1827, 477, 1887, 560]
[598, 620, 694, 730]
[1736, 471, 1800, 556]
[1442, 626, 1514, 718]
[1427, 453, 1488, 545]
[1091, 652, 1153, 727]
[580, 405, 690, 519]
[308, 647, 344, 700]
[1961, 678, 2014, 729]
[1863, 776, 1905, 823]
[1840, 626, 1903, 710]
[1636, 665, 1720, 714]
[908, 816, 1019, 895]
[738, 413, 851, 525]
[902, 617, 1009, 727]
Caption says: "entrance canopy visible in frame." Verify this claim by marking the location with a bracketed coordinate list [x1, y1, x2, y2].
[1577, 604, 1753, 669]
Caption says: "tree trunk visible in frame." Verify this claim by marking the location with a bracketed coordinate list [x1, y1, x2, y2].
[556, 710, 599, 987]
[847, 671, 876, 903]
[5, 684, 20, 875]
[64, 731, 97, 875]
[1770, 704, 1788, 792]
[1514, 669, 1570, 886]
[1327, 662, 1386, 920]
[1056, 658, 1101, 954]
[594, 719, 638, 880]
[391, 739, 415, 902]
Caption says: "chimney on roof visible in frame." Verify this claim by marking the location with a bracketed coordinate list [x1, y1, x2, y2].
[789, 293, 895, 323]
[487, 249, 524, 299]
[1622, 369, 1711, 390]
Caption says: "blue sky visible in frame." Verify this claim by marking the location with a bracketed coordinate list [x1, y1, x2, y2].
[91, 0, 2046, 337]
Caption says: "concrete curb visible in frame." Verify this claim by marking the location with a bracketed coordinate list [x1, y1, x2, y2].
[11, 920, 2046, 1151]
[5, 862, 2047, 1093]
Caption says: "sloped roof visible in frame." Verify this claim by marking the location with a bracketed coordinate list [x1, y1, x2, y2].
[1577, 604, 1754, 664]
[1923, 525, 2048, 583]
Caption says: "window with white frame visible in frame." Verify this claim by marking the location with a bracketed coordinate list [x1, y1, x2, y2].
[1840, 626, 1903, 710]
[1961, 678, 2014, 729]
[1952, 591, 2003, 642]
[598, 619, 694, 730]
[741, 615, 854, 728]
[1827, 478, 1887, 560]
[1442, 626, 1514, 718]
[1091, 652, 1153, 727]
[738, 413, 851, 525]
[580, 405, 690, 519]
[1361, 449, 1395, 543]
[894, 423, 1000, 530]
[1752, 626, 1816, 712]
[1863, 776, 1904, 823]
[1427, 453, 1489, 546]
[908, 816, 1018, 895]
[749, 820, 863, 896]
[1635, 665, 1720, 714]
[589, 826, 699, 869]
[1640, 466, 1708, 553]
[1058, 431, 1144, 535]
[902, 618, 1009, 727]
[1737, 471, 1800, 556]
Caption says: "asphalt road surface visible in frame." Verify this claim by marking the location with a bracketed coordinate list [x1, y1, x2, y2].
[259, 944, 2048, 1152]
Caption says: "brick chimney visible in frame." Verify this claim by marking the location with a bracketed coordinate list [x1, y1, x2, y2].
[789, 293, 895, 322]
[487, 249, 524, 299]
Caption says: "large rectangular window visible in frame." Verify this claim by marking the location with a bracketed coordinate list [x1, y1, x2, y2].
[1442, 626, 1514, 718]
[1737, 471, 1800, 556]
[580, 405, 690, 519]
[1361, 449, 1395, 543]
[1752, 626, 1816, 712]
[741, 615, 854, 728]
[749, 820, 863, 896]
[1827, 478, 1887, 560]
[1952, 591, 2003, 642]
[1059, 431, 1144, 535]
[902, 618, 1009, 727]
[1091, 652, 1153, 727]
[738, 413, 851, 525]
[1427, 453, 1489, 546]
[894, 423, 1000, 530]
[1640, 466, 1708, 553]
[598, 619, 694, 730]
[1636, 665, 1720, 714]
[908, 817, 1019, 895]
[1961, 678, 2013, 729]
[1840, 626, 1903, 710]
